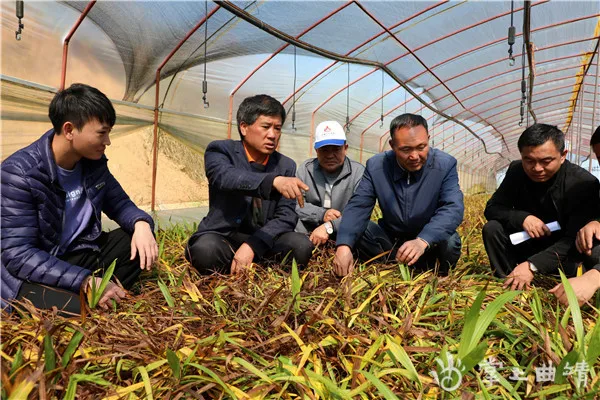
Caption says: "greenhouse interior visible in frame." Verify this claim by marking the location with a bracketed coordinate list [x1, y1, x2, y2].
[3, 0, 599, 212]
[1, 1, 600, 399]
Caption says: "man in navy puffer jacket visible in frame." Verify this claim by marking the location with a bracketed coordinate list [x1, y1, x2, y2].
[1, 83, 157, 314]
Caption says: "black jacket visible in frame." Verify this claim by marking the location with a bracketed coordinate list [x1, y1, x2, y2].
[485, 160, 600, 273]
[188, 140, 298, 257]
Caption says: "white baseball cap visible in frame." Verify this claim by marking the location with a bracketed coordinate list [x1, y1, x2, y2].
[314, 121, 347, 149]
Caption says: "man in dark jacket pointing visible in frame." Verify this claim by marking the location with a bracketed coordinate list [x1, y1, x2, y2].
[185, 95, 313, 275]
[1, 84, 157, 314]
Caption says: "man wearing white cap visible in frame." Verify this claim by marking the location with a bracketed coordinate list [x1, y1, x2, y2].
[296, 121, 373, 246]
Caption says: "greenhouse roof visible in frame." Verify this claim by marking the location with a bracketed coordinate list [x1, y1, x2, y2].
[2, 1, 599, 174]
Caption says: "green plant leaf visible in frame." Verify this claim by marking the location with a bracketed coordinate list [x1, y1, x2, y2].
[61, 330, 84, 368]
[43, 333, 56, 373]
[166, 349, 181, 379]
[158, 278, 175, 307]
[360, 370, 400, 400]
[291, 258, 301, 314]
[559, 270, 585, 356]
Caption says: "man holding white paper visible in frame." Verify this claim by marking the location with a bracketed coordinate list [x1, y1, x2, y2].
[550, 125, 600, 305]
[482, 124, 600, 291]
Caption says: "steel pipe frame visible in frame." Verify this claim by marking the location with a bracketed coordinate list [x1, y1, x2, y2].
[225, 1, 356, 140]
[216, 1, 505, 161]
[428, 69, 597, 154]
[304, 1, 449, 156]
[281, 1, 449, 107]
[316, 11, 599, 158]
[444, 98, 597, 157]
[353, 1, 465, 108]
[358, 37, 599, 162]
[454, 93, 598, 148]
[590, 46, 600, 172]
[60, 1, 96, 90]
[315, 3, 551, 157]
[301, 1, 537, 125]
[563, 35, 600, 134]
[151, 5, 221, 211]
[403, 36, 600, 126]
[438, 84, 597, 154]
[371, 62, 596, 166]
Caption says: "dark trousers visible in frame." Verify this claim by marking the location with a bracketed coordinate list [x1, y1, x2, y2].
[15, 229, 140, 315]
[186, 231, 314, 275]
[481, 220, 590, 278]
[354, 223, 462, 275]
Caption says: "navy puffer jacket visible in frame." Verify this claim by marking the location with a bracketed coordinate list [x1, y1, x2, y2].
[1, 130, 154, 310]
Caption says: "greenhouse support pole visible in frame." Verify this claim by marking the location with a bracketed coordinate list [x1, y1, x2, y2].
[590, 48, 599, 172]
[60, 1, 96, 90]
[151, 6, 220, 211]
[576, 85, 584, 165]
[224, 2, 354, 141]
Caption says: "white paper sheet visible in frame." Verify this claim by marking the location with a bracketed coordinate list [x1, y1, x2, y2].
[509, 221, 561, 245]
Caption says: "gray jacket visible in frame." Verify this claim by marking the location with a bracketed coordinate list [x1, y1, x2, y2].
[296, 157, 365, 233]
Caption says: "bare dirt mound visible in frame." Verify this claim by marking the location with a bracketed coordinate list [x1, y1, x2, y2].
[105, 126, 208, 207]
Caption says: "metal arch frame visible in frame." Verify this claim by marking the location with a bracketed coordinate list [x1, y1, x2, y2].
[440, 85, 597, 156]
[398, 34, 600, 121]
[413, 62, 599, 150]
[215, 0, 505, 162]
[359, 44, 596, 159]
[302, 1, 450, 156]
[562, 34, 600, 134]
[225, 1, 356, 139]
[309, 2, 548, 158]
[352, 40, 591, 134]
[225, 0, 449, 146]
[150, 5, 221, 211]
[300, 4, 598, 160]
[435, 71, 597, 147]
[353, 1, 464, 108]
[445, 99, 598, 158]
[60, 1, 97, 90]
[368, 57, 597, 164]
[280, 1, 449, 107]
[336, 16, 599, 162]
[375, 85, 596, 170]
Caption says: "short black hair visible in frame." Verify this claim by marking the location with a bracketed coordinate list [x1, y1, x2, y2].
[591, 125, 600, 146]
[49, 84, 116, 135]
[236, 94, 286, 140]
[389, 113, 428, 141]
[517, 123, 565, 153]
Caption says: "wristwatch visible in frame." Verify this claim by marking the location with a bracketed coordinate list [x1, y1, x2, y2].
[324, 221, 334, 235]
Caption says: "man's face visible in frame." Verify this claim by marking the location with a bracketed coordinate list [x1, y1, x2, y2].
[389, 125, 429, 172]
[520, 140, 567, 183]
[316, 144, 347, 174]
[593, 143, 600, 163]
[240, 115, 282, 157]
[65, 118, 112, 160]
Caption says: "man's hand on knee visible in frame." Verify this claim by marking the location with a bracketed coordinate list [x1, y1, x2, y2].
[131, 221, 159, 270]
[231, 243, 255, 275]
[273, 177, 309, 207]
[576, 220, 600, 256]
